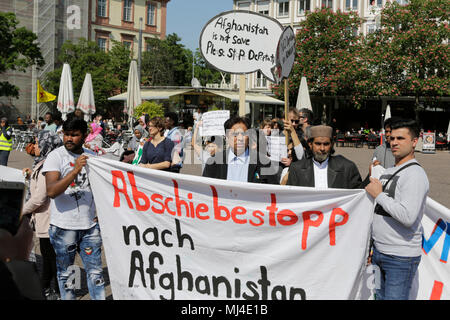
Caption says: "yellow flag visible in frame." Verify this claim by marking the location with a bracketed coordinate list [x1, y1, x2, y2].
[37, 80, 56, 103]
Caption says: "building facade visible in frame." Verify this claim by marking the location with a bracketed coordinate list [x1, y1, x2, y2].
[0, 0, 169, 120]
[91, 0, 169, 57]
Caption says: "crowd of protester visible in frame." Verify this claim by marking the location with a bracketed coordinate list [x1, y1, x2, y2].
[0, 106, 438, 301]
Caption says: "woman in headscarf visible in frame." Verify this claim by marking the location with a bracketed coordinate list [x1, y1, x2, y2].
[127, 126, 147, 152]
[84, 122, 103, 153]
[22, 130, 63, 300]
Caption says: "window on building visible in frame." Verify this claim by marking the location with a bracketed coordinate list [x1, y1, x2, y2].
[237, 1, 251, 10]
[98, 0, 107, 17]
[278, 0, 289, 16]
[97, 37, 107, 52]
[147, 2, 156, 25]
[123, 0, 133, 22]
[396, 0, 408, 5]
[298, 0, 311, 14]
[123, 40, 132, 50]
[322, 0, 333, 8]
[369, 0, 383, 7]
[257, 1, 270, 15]
[345, 0, 358, 10]
[367, 23, 377, 34]
[255, 71, 267, 88]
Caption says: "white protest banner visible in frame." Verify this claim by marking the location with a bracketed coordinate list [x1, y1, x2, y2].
[199, 11, 284, 82]
[411, 198, 450, 300]
[200, 110, 230, 137]
[87, 157, 373, 300]
[266, 136, 288, 162]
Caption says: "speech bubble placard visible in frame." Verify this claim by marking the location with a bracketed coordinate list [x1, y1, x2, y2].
[199, 10, 284, 83]
[272, 26, 296, 84]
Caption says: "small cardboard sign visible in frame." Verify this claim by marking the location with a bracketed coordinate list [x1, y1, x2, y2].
[200, 110, 230, 137]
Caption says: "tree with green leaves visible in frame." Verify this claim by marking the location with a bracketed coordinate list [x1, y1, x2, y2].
[44, 39, 130, 116]
[274, 8, 365, 106]
[0, 12, 44, 98]
[362, 0, 449, 105]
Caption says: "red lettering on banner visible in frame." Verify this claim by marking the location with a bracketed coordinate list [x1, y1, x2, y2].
[173, 179, 189, 217]
[211, 185, 230, 221]
[150, 193, 164, 214]
[111, 171, 134, 209]
[188, 193, 195, 218]
[266, 194, 278, 226]
[164, 197, 176, 215]
[277, 209, 298, 226]
[302, 211, 324, 250]
[329, 208, 349, 246]
[250, 210, 264, 227]
[195, 203, 210, 220]
[231, 206, 247, 224]
[127, 172, 150, 211]
[430, 281, 443, 300]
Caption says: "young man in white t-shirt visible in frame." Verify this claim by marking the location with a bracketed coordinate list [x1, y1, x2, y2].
[42, 119, 105, 300]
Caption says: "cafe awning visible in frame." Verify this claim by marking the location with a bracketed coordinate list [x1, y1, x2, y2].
[205, 89, 285, 105]
[108, 88, 193, 101]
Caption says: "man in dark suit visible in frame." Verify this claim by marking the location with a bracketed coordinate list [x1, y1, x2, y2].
[202, 116, 279, 184]
[286, 125, 362, 189]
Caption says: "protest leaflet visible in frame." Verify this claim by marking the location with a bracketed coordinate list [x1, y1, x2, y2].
[199, 110, 230, 137]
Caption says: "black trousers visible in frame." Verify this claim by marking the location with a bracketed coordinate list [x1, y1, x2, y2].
[39, 237, 59, 293]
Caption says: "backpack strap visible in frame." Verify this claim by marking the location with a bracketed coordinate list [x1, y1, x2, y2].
[375, 162, 421, 217]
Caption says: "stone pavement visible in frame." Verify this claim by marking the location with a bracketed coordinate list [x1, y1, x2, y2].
[6, 145, 450, 299]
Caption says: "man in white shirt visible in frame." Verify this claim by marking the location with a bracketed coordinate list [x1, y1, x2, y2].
[42, 118, 105, 300]
[286, 125, 362, 189]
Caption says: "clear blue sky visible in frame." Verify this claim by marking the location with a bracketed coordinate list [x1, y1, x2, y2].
[166, 0, 232, 52]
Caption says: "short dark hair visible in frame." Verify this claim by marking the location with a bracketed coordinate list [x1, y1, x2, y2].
[63, 119, 88, 135]
[299, 108, 314, 125]
[390, 118, 420, 138]
[224, 116, 251, 131]
[120, 150, 135, 162]
[45, 112, 53, 118]
[384, 116, 401, 129]
[165, 112, 178, 126]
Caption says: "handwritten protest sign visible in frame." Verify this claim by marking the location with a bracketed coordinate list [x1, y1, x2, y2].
[199, 11, 284, 82]
[266, 135, 288, 162]
[200, 110, 230, 137]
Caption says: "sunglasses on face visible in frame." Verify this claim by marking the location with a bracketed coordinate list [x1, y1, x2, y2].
[291, 120, 300, 124]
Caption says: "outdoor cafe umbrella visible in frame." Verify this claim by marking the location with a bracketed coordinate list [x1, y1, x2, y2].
[295, 76, 312, 111]
[384, 104, 391, 122]
[77, 73, 96, 122]
[127, 60, 142, 127]
[57, 63, 75, 121]
[447, 119, 450, 141]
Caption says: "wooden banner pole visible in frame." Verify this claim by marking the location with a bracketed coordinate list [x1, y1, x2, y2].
[284, 79, 289, 145]
[239, 74, 246, 117]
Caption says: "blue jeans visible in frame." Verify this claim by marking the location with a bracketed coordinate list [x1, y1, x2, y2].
[371, 246, 421, 300]
[49, 224, 105, 300]
[0, 150, 10, 166]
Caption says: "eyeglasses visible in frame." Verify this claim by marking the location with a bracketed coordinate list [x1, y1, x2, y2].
[229, 131, 248, 138]
[291, 120, 300, 124]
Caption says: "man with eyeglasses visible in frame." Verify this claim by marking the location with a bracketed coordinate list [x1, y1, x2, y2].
[202, 116, 278, 184]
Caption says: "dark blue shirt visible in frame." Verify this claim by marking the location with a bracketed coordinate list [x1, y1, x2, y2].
[139, 138, 174, 170]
